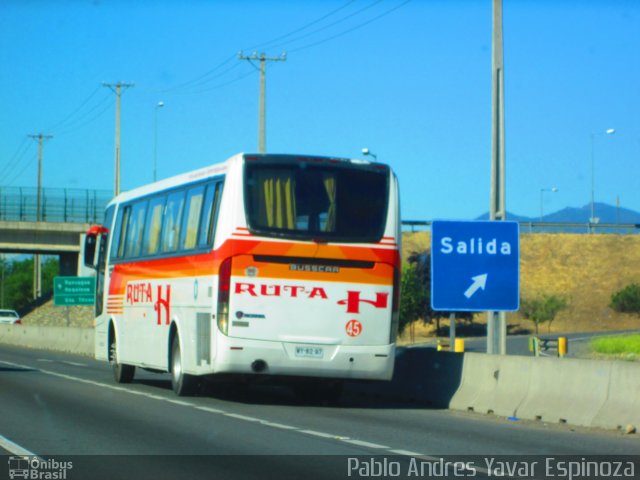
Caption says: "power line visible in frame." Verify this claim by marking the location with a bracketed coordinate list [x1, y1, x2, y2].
[5, 152, 38, 186]
[56, 94, 113, 136]
[242, 0, 357, 52]
[159, 54, 237, 94]
[188, 68, 257, 95]
[157, 1, 363, 96]
[289, 0, 411, 53]
[266, 0, 384, 52]
[45, 85, 103, 132]
[0, 137, 31, 179]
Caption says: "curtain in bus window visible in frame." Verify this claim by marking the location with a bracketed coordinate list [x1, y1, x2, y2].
[143, 197, 165, 255]
[253, 170, 296, 229]
[125, 202, 147, 258]
[322, 174, 337, 232]
[198, 182, 222, 248]
[181, 187, 204, 250]
[115, 207, 130, 259]
[161, 191, 185, 253]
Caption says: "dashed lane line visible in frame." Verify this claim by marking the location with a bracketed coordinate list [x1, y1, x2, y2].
[0, 358, 448, 460]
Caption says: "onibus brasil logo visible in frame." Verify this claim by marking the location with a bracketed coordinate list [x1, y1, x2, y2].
[8, 456, 72, 479]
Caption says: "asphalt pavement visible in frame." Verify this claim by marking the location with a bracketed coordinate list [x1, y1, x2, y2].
[1, 345, 638, 480]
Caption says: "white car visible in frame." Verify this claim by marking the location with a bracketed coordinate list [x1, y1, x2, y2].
[0, 309, 21, 325]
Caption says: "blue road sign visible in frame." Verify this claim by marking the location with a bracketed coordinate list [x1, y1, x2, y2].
[431, 220, 519, 312]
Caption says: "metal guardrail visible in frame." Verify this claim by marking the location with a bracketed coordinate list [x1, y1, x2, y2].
[529, 336, 568, 357]
[0, 187, 112, 224]
[401, 220, 640, 233]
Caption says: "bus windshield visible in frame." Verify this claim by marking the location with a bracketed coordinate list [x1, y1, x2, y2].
[244, 161, 389, 243]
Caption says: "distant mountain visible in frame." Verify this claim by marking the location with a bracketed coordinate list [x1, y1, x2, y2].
[475, 203, 640, 232]
[475, 211, 532, 222]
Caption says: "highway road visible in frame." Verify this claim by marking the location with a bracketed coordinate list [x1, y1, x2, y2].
[1, 345, 638, 479]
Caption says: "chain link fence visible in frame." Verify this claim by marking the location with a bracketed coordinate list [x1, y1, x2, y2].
[0, 187, 112, 223]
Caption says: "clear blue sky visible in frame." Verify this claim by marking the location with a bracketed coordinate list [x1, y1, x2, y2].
[1, 0, 638, 221]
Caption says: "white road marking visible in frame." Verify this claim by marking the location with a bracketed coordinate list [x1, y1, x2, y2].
[0, 434, 38, 456]
[389, 449, 424, 457]
[341, 439, 389, 449]
[299, 430, 342, 439]
[0, 358, 430, 458]
[259, 421, 298, 430]
[224, 413, 260, 422]
[195, 406, 225, 414]
[37, 359, 53, 363]
[60, 361, 87, 367]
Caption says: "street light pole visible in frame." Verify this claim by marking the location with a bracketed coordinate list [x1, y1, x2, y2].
[153, 101, 164, 182]
[590, 128, 615, 226]
[539, 187, 558, 222]
[488, 0, 507, 355]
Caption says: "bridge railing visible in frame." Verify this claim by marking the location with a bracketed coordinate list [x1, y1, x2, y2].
[0, 187, 112, 224]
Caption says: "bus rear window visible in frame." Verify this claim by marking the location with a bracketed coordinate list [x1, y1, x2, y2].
[244, 162, 389, 242]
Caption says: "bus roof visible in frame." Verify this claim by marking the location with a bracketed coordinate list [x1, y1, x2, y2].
[108, 152, 389, 207]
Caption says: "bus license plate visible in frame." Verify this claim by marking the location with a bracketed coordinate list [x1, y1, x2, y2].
[295, 346, 324, 359]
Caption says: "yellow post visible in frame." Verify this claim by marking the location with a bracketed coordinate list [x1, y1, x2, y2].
[454, 338, 465, 353]
[436, 340, 443, 352]
[558, 336, 568, 357]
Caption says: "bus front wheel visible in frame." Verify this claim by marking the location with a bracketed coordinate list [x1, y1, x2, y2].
[170, 335, 198, 396]
[109, 336, 135, 384]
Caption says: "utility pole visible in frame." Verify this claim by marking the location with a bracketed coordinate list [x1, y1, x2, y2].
[28, 133, 53, 222]
[103, 82, 134, 196]
[238, 52, 286, 153]
[488, 0, 507, 355]
[28, 133, 52, 300]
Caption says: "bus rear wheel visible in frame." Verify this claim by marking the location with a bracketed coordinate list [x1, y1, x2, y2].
[170, 335, 198, 396]
[109, 337, 135, 384]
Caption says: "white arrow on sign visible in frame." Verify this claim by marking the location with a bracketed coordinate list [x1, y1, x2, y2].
[464, 274, 488, 299]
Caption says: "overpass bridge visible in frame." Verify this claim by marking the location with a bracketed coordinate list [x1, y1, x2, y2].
[0, 186, 112, 298]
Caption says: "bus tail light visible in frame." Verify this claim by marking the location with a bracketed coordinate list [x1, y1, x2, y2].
[390, 266, 400, 343]
[217, 257, 232, 335]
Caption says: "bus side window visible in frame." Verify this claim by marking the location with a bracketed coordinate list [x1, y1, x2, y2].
[161, 190, 186, 253]
[179, 185, 205, 251]
[198, 181, 223, 248]
[143, 195, 166, 256]
[124, 201, 148, 258]
[113, 206, 131, 259]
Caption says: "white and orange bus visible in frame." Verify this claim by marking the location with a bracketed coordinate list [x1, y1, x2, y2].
[84, 153, 401, 398]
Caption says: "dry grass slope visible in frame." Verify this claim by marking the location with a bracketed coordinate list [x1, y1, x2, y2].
[402, 231, 640, 334]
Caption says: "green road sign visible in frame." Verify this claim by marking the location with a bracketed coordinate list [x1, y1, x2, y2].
[54, 276, 96, 306]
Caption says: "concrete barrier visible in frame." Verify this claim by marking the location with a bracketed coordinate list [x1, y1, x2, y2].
[0, 324, 93, 356]
[449, 352, 502, 413]
[592, 360, 640, 429]
[515, 356, 612, 427]
[450, 353, 532, 418]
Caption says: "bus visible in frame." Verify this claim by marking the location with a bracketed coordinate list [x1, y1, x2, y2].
[84, 153, 401, 399]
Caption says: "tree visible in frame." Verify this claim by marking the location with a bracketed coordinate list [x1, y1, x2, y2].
[610, 283, 640, 316]
[399, 262, 427, 336]
[402, 251, 473, 337]
[1, 256, 59, 312]
[520, 294, 568, 335]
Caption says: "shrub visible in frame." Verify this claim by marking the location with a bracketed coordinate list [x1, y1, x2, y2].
[520, 294, 568, 335]
[610, 283, 640, 316]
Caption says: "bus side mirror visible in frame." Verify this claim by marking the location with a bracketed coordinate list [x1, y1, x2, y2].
[84, 226, 109, 270]
[84, 233, 98, 269]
